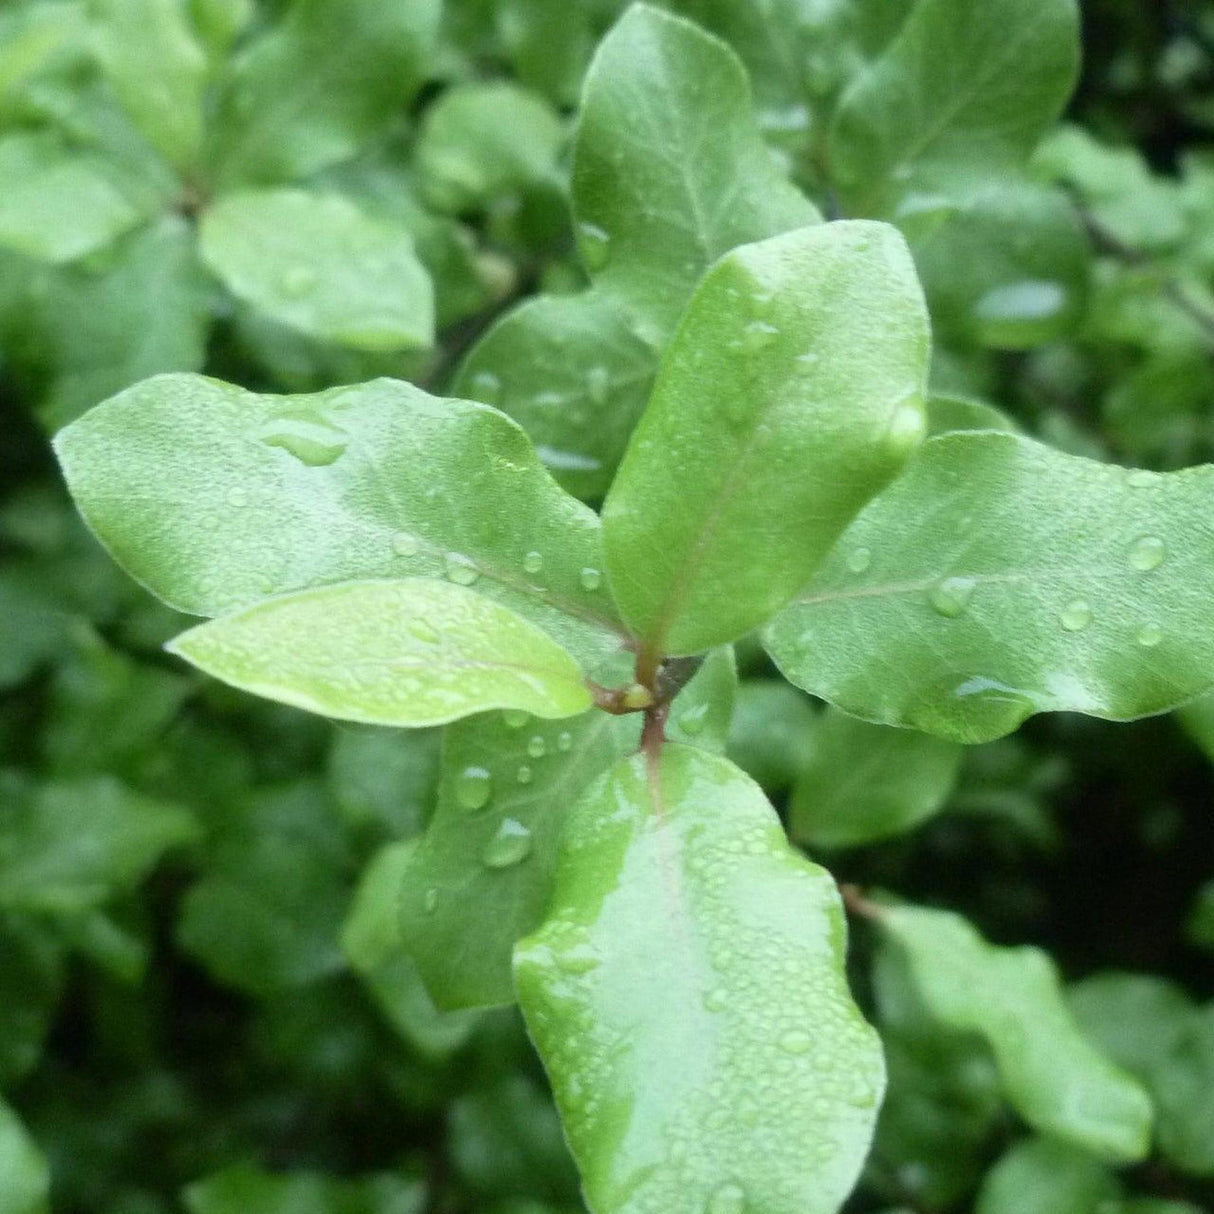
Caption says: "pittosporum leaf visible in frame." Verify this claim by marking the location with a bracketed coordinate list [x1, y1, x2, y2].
[603, 220, 929, 657]
[166, 579, 595, 727]
[514, 744, 885, 1214]
[767, 431, 1214, 743]
[199, 189, 435, 352]
[453, 2, 819, 498]
[876, 903, 1153, 1161]
[53, 373, 628, 670]
[974, 1138, 1119, 1214]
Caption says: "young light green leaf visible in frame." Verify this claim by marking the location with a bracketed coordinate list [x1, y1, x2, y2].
[53, 373, 626, 670]
[200, 189, 434, 351]
[0, 2, 87, 119]
[767, 431, 1214, 743]
[205, 0, 441, 188]
[829, 0, 1080, 215]
[0, 131, 144, 263]
[1149, 1004, 1214, 1176]
[399, 701, 640, 1009]
[665, 646, 737, 753]
[90, 0, 208, 172]
[514, 745, 885, 1214]
[453, 2, 819, 497]
[877, 903, 1153, 1160]
[167, 579, 594, 728]
[603, 220, 929, 657]
[974, 1138, 1119, 1214]
[415, 82, 564, 214]
[0, 1100, 49, 1214]
[789, 708, 962, 848]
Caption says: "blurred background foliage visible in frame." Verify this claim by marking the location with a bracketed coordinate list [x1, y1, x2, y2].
[0, 0, 1213, 1212]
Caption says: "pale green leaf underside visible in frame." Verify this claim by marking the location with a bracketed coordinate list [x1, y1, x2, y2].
[790, 707, 962, 848]
[454, 2, 818, 498]
[603, 220, 929, 656]
[880, 904, 1153, 1161]
[829, 0, 1080, 215]
[53, 374, 625, 671]
[766, 431, 1214, 743]
[515, 745, 884, 1214]
[199, 189, 435, 352]
[166, 579, 593, 728]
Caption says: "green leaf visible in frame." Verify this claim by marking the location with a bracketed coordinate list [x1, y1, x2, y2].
[1149, 1004, 1214, 1176]
[342, 841, 481, 1059]
[53, 373, 627, 670]
[205, 0, 441, 189]
[0, 2, 87, 119]
[0, 920, 63, 1087]
[453, 2, 818, 498]
[184, 1163, 425, 1214]
[514, 744, 885, 1214]
[399, 703, 639, 1009]
[665, 647, 737, 753]
[974, 1138, 1119, 1214]
[177, 781, 351, 996]
[1187, 881, 1214, 950]
[89, 0, 207, 172]
[415, 82, 564, 214]
[789, 708, 962, 848]
[167, 579, 594, 728]
[0, 774, 197, 915]
[327, 726, 440, 842]
[602, 220, 929, 657]
[0, 564, 70, 689]
[911, 182, 1089, 350]
[766, 431, 1214, 743]
[725, 679, 818, 792]
[829, 0, 1080, 215]
[199, 189, 434, 352]
[2, 216, 211, 430]
[0, 131, 145, 263]
[877, 903, 1153, 1160]
[927, 392, 1018, 436]
[0, 1100, 49, 1214]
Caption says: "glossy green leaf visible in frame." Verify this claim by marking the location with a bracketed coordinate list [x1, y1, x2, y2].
[974, 1138, 1119, 1214]
[453, 2, 818, 498]
[2, 217, 211, 430]
[725, 679, 818, 792]
[184, 1163, 425, 1214]
[343, 841, 481, 1059]
[0, 1100, 49, 1214]
[0, 775, 197, 915]
[515, 744, 885, 1214]
[0, 131, 144, 263]
[199, 189, 434, 352]
[415, 82, 564, 214]
[167, 579, 594, 728]
[54, 374, 627, 670]
[665, 647, 737, 753]
[789, 708, 962, 848]
[767, 431, 1214, 743]
[90, 0, 207, 171]
[877, 903, 1153, 1160]
[205, 0, 441, 188]
[829, 0, 1080, 215]
[603, 220, 929, 656]
[399, 704, 639, 1009]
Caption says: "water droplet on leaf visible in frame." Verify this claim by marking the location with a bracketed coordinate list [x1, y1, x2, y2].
[502, 709, 529, 730]
[455, 765, 492, 811]
[515, 764, 533, 785]
[929, 576, 977, 618]
[678, 702, 709, 736]
[579, 567, 602, 591]
[444, 553, 479, 585]
[1137, 622, 1162, 648]
[258, 414, 349, 467]
[847, 546, 872, 574]
[481, 818, 533, 868]
[706, 1182, 746, 1214]
[586, 365, 610, 406]
[1060, 599, 1093, 632]
[468, 370, 501, 405]
[556, 731, 573, 752]
[1128, 535, 1166, 571]
[741, 320, 778, 352]
[578, 222, 611, 272]
[392, 532, 419, 558]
